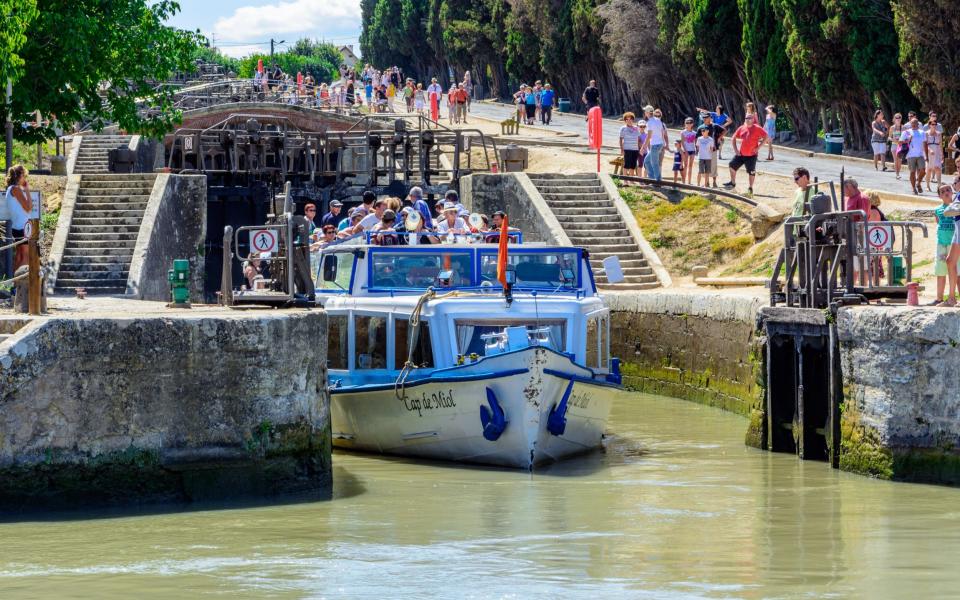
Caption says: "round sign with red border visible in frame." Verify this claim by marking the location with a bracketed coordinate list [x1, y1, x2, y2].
[867, 225, 892, 251]
[250, 229, 278, 253]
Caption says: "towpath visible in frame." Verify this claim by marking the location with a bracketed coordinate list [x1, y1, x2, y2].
[464, 100, 940, 203]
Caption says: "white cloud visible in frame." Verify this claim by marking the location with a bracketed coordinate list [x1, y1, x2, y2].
[213, 0, 361, 41]
[218, 44, 269, 58]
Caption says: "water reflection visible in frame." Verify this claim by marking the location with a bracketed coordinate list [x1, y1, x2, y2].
[0, 390, 958, 598]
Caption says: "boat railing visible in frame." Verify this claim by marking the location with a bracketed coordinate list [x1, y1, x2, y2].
[360, 230, 523, 245]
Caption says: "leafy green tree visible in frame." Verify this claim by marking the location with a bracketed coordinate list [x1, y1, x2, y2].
[0, 0, 39, 90]
[892, 0, 960, 121]
[11, 0, 202, 142]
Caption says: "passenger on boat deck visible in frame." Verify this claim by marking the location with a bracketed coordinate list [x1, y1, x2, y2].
[485, 210, 517, 242]
[313, 225, 337, 250]
[407, 186, 434, 228]
[353, 198, 386, 233]
[373, 209, 400, 245]
[436, 201, 467, 234]
[445, 189, 467, 214]
[338, 208, 364, 238]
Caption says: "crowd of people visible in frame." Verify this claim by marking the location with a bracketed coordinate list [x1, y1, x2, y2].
[250, 62, 478, 120]
[618, 102, 776, 196]
[869, 110, 960, 196]
[303, 187, 512, 252]
[513, 81, 556, 125]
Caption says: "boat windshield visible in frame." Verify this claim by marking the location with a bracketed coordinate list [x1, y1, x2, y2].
[455, 319, 566, 356]
[369, 250, 473, 289]
[478, 250, 580, 288]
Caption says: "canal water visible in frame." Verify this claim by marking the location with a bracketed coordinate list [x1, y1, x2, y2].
[2, 391, 959, 599]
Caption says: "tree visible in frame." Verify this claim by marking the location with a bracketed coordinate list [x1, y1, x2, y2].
[892, 0, 960, 122]
[0, 0, 39, 90]
[11, 0, 202, 142]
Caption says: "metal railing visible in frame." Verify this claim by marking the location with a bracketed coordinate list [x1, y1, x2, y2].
[770, 210, 928, 308]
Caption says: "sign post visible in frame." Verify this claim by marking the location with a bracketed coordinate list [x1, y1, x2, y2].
[27, 218, 40, 315]
[587, 106, 603, 173]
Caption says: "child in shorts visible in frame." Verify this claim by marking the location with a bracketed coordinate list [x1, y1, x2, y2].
[672, 140, 684, 183]
[696, 127, 714, 187]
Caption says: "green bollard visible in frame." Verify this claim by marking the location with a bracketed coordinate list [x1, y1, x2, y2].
[167, 259, 192, 308]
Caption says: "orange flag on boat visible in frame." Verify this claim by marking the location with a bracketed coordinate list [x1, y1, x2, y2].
[496, 215, 509, 287]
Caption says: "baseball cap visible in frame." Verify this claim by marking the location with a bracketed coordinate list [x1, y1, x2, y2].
[643, 104, 654, 112]
[330, 200, 343, 207]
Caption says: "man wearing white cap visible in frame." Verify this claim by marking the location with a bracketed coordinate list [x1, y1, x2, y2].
[321, 200, 343, 228]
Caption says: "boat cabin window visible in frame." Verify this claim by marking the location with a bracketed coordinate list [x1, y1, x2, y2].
[315, 251, 356, 291]
[370, 250, 473, 289]
[327, 314, 348, 369]
[455, 319, 566, 357]
[479, 251, 580, 287]
[585, 314, 610, 369]
[395, 319, 434, 369]
[355, 315, 387, 369]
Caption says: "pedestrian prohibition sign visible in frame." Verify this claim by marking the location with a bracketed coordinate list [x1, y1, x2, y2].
[250, 229, 278, 254]
[866, 224, 892, 251]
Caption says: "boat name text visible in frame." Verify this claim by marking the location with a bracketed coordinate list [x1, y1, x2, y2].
[402, 389, 457, 417]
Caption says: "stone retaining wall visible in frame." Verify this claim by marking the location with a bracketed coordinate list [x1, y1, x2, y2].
[837, 306, 960, 484]
[0, 311, 330, 510]
[605, 291, 767, 446]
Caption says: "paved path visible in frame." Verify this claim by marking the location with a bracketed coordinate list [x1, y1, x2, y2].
[466, 101, 939, 203]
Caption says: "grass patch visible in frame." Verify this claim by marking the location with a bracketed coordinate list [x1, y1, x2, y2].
[621, 189, 756, 275]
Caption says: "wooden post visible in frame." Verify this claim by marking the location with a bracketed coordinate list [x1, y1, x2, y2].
[27, 218, 40, 315]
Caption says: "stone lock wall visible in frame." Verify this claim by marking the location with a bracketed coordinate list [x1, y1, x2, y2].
[0, 311, 330, 510]
[605, 292, 767, 446]
[837, 306, 960, 484]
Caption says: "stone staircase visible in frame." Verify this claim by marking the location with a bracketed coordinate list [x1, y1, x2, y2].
[529, 173, 660, 290]
[54, 174, 156, 295]
[73, 134, 133, 174]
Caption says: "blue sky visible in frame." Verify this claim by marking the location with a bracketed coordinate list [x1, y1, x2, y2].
[166, 0, 362, 58]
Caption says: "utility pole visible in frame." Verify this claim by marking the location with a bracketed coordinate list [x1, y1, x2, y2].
[270, 38, 285, 62]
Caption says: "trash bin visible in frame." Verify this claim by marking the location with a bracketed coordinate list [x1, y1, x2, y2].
[558, 98, 571, 113]
[824, 133, 844, 155]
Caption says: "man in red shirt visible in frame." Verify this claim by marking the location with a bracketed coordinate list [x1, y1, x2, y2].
[723, 113, 768, 195]
[843, 179, 871, 221]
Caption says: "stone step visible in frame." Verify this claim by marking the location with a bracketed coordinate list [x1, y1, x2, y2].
[596, 265, 654, 277]
[562, 222, 625, 231]
[54, 279, 127, 292]
[71, 208, 147, 219]
[63, 248, 134, 258]
[72, 216, 143, 226]
[67, 229, 140, 238]
[545, 196, 609, 205]
[585, 243, 641, 254]
[588, 250, 647, 261]
[61, 254, 132, 265]
[555, 214, 619, 224]
[73, 168, 111, 174]
[81, 180, 154, 190]
[80, 174, 156, 181]
[597, 281, 660, 291]
[73, 202, 148, 212]
[57, 269, 129, 280]
[75, 158, 110, 164]
[537, 186, 606, 194]
[77, 187, 151, 196]
[551, 206, 619, 217]
[591, 258, 647, 268]
[528, 173, 598, 180]
[569, 235, 634, 245]
[545, 198, 612, 207]
[67, 239, 137, 250]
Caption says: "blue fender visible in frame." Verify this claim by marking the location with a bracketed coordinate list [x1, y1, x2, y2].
[547, 379, 575, 436]
[480, 387, 508, 441]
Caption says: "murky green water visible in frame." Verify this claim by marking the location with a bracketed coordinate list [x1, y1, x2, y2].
[2, 391, 959, 599]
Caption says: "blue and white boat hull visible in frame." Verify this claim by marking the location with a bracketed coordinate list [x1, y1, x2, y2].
[330, 347, 616, 469]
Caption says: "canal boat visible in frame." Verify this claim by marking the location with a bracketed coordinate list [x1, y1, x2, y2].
[314, 227, 622, 469]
